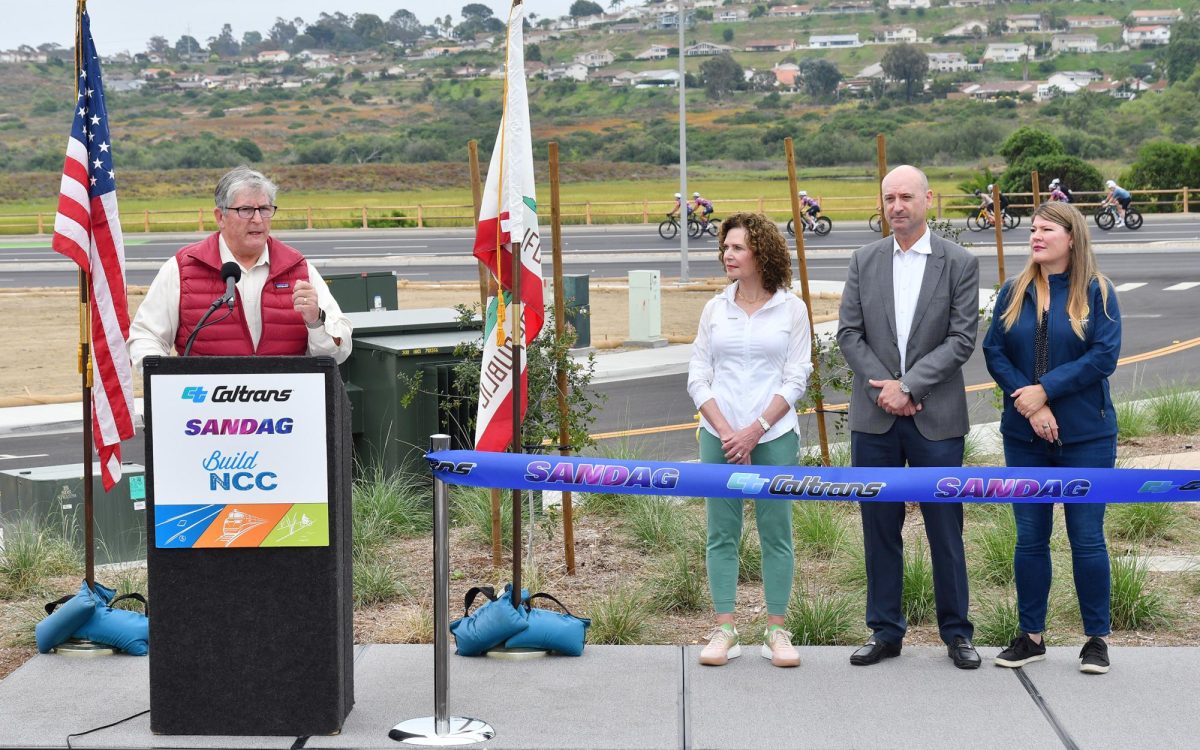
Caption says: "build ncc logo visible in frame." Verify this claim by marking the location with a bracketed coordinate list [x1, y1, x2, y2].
[181, 385, 293, 404]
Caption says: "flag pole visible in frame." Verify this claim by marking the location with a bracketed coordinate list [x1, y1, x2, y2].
[508, 0, 525, 609]
[73, 0, 97, 588]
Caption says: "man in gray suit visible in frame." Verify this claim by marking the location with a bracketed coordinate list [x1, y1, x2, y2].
[837, 165, 981, 669]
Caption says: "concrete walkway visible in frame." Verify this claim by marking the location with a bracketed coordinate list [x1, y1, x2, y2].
[1, 643, 1197, 749]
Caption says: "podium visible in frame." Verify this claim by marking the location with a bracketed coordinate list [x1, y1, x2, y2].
[143, 356, 354, 736]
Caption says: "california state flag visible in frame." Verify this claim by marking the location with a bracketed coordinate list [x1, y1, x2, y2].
[472, 0, 544, 452]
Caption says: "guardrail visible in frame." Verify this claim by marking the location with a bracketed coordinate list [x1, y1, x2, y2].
[1, 188, 1194, 235]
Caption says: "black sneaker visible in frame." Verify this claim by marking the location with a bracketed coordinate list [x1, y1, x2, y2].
[994, 633, 1047, 668]
[1079, 636, 1110, 674]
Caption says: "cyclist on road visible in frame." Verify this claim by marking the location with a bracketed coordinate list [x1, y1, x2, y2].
[1102, 180, 1131, 227]
[798, 190, 821, 230]
[668, 192, 685, 219]
[974, 186, 996, 224]
[693, 191, 714, 230]
[1047, 178, 1071, 203]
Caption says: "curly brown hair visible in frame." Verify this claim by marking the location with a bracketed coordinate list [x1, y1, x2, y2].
[716, 212, 793, 292]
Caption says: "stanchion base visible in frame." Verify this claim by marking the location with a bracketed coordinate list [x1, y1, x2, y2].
[389, 716, 495, 746]
[485, 647, 547, 660]
[53, 638, 115, 657]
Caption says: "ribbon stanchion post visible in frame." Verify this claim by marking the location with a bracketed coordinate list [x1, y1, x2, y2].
[390, 435, 495, 746]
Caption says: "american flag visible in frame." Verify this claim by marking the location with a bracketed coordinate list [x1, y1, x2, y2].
[51, 10, 134, 491]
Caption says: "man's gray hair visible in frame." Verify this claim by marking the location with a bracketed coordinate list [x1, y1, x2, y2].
[214, 166, 278, 209]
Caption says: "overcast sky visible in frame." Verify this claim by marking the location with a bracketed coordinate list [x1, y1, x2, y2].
[2, 1, 581, 54]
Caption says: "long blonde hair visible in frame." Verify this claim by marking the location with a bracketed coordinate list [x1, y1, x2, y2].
[1000, 201, 1112, 339]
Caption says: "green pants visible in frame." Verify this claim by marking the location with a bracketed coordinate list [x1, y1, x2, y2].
[699, 429, 798, 617]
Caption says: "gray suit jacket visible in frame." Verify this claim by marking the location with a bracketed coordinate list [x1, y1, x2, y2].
[836, 232, 980, 441]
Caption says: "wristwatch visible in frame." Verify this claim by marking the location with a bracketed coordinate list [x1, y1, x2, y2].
[898, 381, 911, 396]
[306, 309, 326, 330]
[757, 416, 771, 432]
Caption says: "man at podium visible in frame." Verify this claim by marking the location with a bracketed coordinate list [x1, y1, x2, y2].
[128, 166, 352, 368]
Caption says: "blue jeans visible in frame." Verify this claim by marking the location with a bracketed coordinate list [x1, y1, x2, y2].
[1003, 434, 1115, 637]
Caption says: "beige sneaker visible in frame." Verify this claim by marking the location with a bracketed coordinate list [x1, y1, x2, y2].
[761, 627, 801, 667]
[699, 625, 741, 666]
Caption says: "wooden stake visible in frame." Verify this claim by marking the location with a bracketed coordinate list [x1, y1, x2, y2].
[548, 143, 576, 575]
[876, 135, 890, 237]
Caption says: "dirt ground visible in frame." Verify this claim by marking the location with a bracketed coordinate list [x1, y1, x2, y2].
[0, 282, 841, 405]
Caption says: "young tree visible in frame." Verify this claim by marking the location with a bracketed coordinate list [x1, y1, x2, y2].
[880, 42, 928, 101]
[208, 23, 240, 58]
[1165, 19, 1200, 84]
[723, 28, 735, 43]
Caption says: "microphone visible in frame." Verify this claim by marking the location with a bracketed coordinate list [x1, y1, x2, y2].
[182, 262, 243, 357]
[219, 261, 242, 309]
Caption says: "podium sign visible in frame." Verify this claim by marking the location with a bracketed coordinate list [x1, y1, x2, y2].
[145, 356, 354, 736]
[149, 372, 329, 548]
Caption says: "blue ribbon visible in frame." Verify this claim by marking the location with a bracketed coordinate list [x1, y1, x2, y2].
[426, 450, 1200, 504]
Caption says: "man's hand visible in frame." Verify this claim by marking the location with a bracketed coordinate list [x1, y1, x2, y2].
[1011, 384, 1048, 418]
[292, 280, 320, 325]
[869, 378, 921, 417]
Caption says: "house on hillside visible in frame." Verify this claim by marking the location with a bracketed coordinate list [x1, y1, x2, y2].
[574, 49, 615, 68]
[546, 63, 590, 81]
[684, 42, 733, 56]
[927, 52, 969, 72]
[1051, 34, 1098, 54]
[1129, 9, 1184, 25]
[957, 80, 1038, 99]
[608, 21, 643, 35]
[982, 43, 1035, 63]
[943, 20, 988, 39]
[878, 26, 918, 44]
[658, 10, 696, 29]
[1124, 25, 1171, 46]
[1036, 71, 1104, 101]
[256, 50, 290, 63]
[632, 69, 680, 87]
[1065, 15, 1120, 30]
[809, 34, 863, 48]
[946, 0, 994, 7]
[745, 40, 798, 53]
[1005, 14, 1044, 33]
[773, 62, 801, 88]
[636, 45, 671, 61]
[888, 0, 930, 9]
[813, 2, 873, 15]
[300, 49, 337, 67]
[717, 8, 750, 22]
[768, 4, 812, 17]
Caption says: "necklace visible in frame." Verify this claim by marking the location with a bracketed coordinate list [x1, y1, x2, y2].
[737, 289, 769, 304]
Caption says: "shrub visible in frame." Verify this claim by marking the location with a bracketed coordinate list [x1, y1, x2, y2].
[970, 506, 1016, 587]
[902, 540, 935, 626]
[1108, 503, 1179, 543]
[792, 503, 847, 559]
[1149, 388, 1200, 434]
[784, 590, 858, 645]
[625, 496, 685, 551]
[649, 547, 707, 613]
[0, 517, 81, 598]
[587, 585, 650, 644]
[1110, 555, 1171, 630]
[973, 596, 1021, 646]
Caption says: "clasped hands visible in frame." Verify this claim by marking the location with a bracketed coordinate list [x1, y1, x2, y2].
[720, 422, 765, 465]
[1012, 385, 1058, 443]
[868, 379, 921, 417]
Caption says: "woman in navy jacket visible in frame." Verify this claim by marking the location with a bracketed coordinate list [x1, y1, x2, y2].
[983, 201, 1121, 675]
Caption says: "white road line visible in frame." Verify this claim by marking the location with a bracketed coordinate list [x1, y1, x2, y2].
[1164, 282, 1200, 291]
[1115, 282, 1147, 292]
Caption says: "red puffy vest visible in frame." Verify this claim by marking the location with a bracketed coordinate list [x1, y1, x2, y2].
[173, 233, 310, 357]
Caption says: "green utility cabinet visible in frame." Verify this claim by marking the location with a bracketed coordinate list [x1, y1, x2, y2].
[0, 463, 147, 565]
[561, 274, 591, 348]
[324, 271, 398, 313]
[341, 308, 481, 477]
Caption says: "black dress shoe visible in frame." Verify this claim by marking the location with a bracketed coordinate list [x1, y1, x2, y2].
[948, 636, 981, 669]
[850, 639, 902, 666]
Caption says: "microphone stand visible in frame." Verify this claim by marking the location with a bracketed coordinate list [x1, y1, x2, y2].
[182, 292, 235, 357]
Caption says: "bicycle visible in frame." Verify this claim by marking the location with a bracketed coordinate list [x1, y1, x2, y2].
[689, 215, 719, 238]
[967, 206, 1019, 232]
[1094, 203, 1143, 231]
[868, 213, 882, 232]
[658, 213, 682, 240]
[786, 211, 832, 237]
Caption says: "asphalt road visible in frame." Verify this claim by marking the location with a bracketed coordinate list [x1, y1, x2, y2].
[2, 218, 1198, 467]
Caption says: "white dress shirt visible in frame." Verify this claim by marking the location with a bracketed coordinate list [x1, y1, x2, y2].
[892, 227, 932, 375]
[687, 283, 813, 442]
[128, 235, 352, 369]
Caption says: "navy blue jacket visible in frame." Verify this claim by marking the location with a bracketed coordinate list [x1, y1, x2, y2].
[983, 274, 1121, 445]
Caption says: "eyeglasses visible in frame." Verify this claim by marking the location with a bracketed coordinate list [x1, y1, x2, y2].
[224, 205, 277, 219]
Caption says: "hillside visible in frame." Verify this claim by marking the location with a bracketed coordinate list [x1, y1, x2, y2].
[0, 0, 1198, 193]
